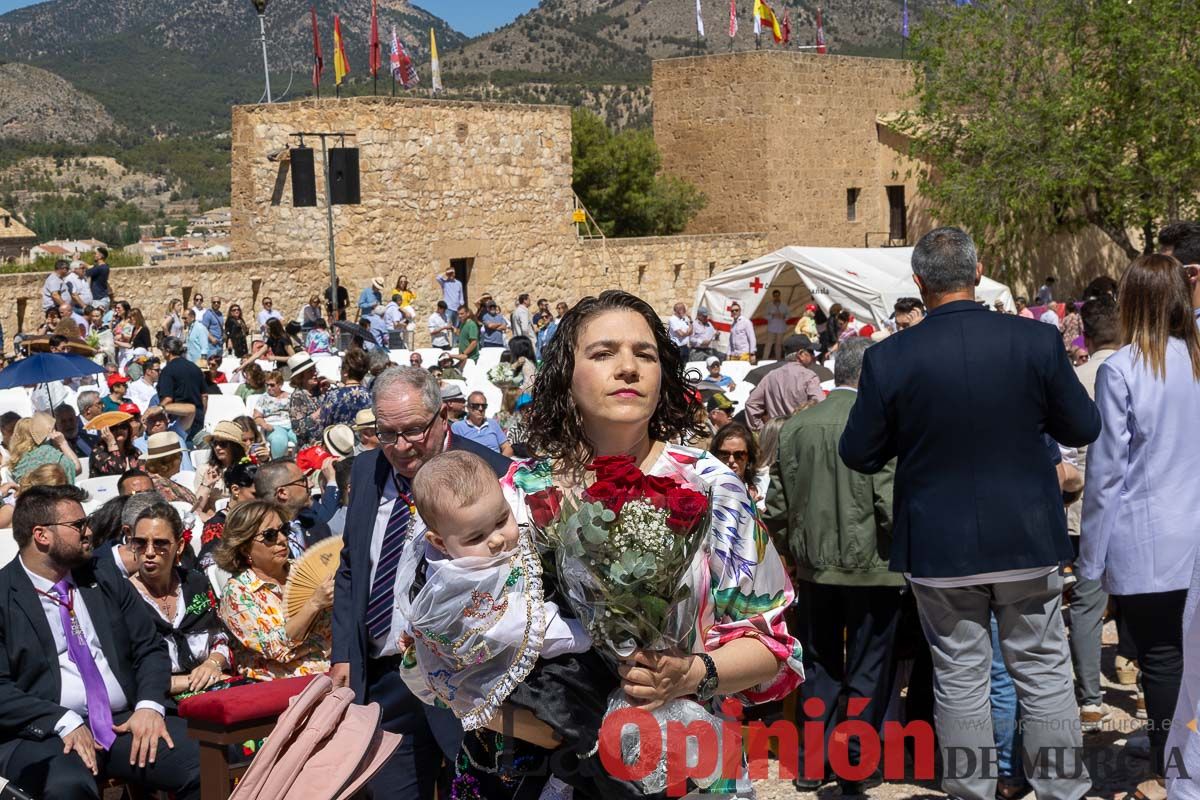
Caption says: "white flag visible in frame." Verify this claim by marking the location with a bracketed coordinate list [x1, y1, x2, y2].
[696, 0, 706, 37]
[430, 27, 443, 93]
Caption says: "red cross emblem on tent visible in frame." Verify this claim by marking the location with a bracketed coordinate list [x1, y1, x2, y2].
[749, 277, 765, 293]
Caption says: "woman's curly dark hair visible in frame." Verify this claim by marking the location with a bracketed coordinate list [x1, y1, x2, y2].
[524, 290, 705, 470]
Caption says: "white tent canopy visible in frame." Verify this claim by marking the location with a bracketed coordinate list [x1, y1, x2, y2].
[693, 246, 1014, 341]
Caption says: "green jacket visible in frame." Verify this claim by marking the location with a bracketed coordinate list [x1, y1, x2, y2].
[763, 389, 904, 587]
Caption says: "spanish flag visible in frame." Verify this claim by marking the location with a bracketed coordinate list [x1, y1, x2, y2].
[753, 0, 783, 43]
[333, 14, 350, 86]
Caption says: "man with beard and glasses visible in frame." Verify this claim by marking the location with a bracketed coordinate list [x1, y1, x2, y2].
[0, 484, 201, 799]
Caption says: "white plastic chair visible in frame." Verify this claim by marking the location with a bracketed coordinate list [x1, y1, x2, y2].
[715, 360, 755, 384]
[314, 357, 343, 384]
[724, 380, 756, 415]
[168, 501, 203, 557]
[0, 388, 33, 418]
[219, 356, 241, 374]
[190, 448, 211, 468]
[466, 381, 504, 420]
[415, 348, 448, 366]
[174, 471, 197, 493]
[203, 395, 247, 427]
[387, 350, 411, 366]
[0, 529, 16, 567]
[79, 475, 121, 505]
[217, 383, 240, 396]
[474, 347, 505, 374]
[206, 563, 232, 595]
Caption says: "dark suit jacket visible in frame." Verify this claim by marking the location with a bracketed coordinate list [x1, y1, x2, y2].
[332, 437, 510, 699]
[0, 556, 170, 747]
[838, 300, 1100, 578]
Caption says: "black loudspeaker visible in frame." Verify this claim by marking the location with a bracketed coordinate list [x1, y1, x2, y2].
[329, 147, 361, 205]
[290, 147, 317, 207]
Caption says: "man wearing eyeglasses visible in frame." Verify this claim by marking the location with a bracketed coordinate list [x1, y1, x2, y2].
[0, 484, 201, 799]
[449, 391, 513, 457]
[331, 367, 510, 798]
[254, 461, 332, 559]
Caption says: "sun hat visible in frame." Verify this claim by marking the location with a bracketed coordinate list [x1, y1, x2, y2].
[439, 384, 465, 402]
[145, 431, 183, 461]
[27, 414, 55, 445]
[208, 420, 246, 446]
[372, 277, 385, 291]
[352, 408, 376, 430]
[705, 356, 721, 368]
[322, 424, 356, 459]
[437, 352, 455, 365]
[106, 373, 129, 389]
[706, 393, 734, 413]
[286, 352, 316, 378]
[84, 410, 133, 431]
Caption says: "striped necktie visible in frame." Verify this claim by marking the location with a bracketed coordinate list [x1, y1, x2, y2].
[365, 474, 413, 641]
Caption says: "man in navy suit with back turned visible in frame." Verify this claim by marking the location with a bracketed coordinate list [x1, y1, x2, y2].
[331, 366, 510, 798]
[839, 227, 1099, 800]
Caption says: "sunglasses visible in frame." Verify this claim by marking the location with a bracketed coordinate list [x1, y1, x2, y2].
[468, 403, 488, 411]
[40, 517, 89, 534]
[253, 526, 288, 546]
[715, 448, 749, 462]
[126, 536, 176, 555]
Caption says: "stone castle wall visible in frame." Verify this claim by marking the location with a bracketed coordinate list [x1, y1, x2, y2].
[229, 96, 767, 344]
[653, 51, 924, 251]
[0, 258, 322, 344]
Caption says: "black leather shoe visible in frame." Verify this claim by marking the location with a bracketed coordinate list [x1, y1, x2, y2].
[838, 773, 883, 795]
[793, 775, 832, 792]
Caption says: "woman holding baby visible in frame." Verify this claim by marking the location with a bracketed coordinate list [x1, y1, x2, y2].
[397, 290, 803, 799]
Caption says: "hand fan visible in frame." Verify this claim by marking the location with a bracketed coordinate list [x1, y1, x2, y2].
[283, 536, 343, 620]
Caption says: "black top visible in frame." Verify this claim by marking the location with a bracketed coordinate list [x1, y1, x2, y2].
[839, 299, 1101, 577]
[86, 262, 110, 299]
[225, 317, 249, 358]
[131, 326, 151, 350]
[157, 357, 207, 438]
[266, 335, 292, 358]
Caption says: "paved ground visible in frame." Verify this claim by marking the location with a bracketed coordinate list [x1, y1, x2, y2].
[752, 621, 1149, 799]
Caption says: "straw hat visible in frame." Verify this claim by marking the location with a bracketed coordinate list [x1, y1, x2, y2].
[287, 352, 316, 378]
[207, 420, 246, 446]
[323, 424, 356, 458]
[352, 408, 376, 430]
[145, 431, 183, 461]
[84, 411, 133, 432]
[27, 414, 55, 445]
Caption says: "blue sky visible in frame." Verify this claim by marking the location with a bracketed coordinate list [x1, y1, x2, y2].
[0, 0, 540, 36]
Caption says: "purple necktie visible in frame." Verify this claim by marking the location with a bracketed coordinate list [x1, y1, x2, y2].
[53, 579, 116, 750]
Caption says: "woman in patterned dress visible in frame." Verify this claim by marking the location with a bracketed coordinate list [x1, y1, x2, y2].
[215, 500, 332, 681]
[454, 291, 804, 800]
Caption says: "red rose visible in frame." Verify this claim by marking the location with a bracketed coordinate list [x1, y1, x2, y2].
[584, 479, 628, 514]
[642, 474, 679, 511]
[666, 487, 708, 533]
[526, 487, 564, 529]
[588, 455, 644, 487]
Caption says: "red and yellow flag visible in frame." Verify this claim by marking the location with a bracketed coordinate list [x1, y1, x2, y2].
[333, 14, 350, 85]
[753, 0, 783, 43]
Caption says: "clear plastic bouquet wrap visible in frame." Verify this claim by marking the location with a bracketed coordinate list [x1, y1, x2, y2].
[525, 455, 722, 793]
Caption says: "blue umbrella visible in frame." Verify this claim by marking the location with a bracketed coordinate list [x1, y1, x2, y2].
[0, 353, 106, 411]
[0, 352, 106, 390]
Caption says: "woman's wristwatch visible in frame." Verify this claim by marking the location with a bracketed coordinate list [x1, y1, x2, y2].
[695, 653, 719, 702]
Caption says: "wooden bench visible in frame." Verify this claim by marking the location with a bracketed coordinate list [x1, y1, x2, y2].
[178, 675, 318, 800]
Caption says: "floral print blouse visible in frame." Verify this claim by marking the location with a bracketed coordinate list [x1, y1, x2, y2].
[288, 388, 322, 447]
[319, 384, 372, 428]
[219, 568, 331, 682]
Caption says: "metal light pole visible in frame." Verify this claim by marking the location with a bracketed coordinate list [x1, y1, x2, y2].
[251, 0, 272, 103]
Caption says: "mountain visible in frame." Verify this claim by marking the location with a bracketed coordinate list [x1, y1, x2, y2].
[0, 61, 116, 143]
[442, 0, 938, 85]
[0, 0, 466, 134]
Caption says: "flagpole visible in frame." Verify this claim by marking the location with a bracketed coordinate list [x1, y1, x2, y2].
[392, 74, 396, 96]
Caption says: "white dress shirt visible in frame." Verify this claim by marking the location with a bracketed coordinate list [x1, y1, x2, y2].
[125, 378, 159, 412]
[19, 557, 163, 737]
[131, 583, 211, 672]
[368, 472, 428, 658]
[668, 315, 691, 348]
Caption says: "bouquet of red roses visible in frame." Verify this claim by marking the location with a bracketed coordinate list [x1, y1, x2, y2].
[526, 454, 711, 660]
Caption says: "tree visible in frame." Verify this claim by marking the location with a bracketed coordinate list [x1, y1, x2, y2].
[571, 108, 706, 237]
[901, 0, 1200, 283]
[170, 219, 189, 238]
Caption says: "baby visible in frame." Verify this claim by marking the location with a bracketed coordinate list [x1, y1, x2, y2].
[396, 450, 590, 730]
